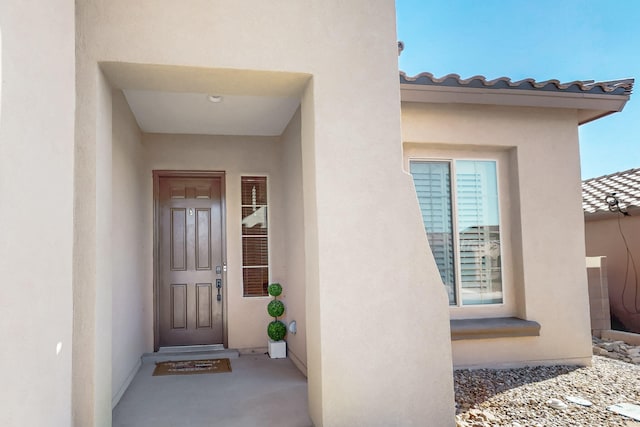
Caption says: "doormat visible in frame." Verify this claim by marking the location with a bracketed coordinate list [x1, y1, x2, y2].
[153, 358, 232, 376]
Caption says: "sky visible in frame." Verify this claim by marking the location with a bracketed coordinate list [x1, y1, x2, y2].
[396, 0, 640, 180]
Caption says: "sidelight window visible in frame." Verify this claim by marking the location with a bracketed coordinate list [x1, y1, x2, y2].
[410, 159, 503, 306]
[241, 176, 270, 297]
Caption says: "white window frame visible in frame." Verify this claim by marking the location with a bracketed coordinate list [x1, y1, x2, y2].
[240, 174, 271, 298]
[407, 148, 516, 318]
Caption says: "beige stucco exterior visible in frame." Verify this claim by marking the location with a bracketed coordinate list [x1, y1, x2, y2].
[2, 1, 630, 426]
[77, 1, 455, 426]
[586, 256, 612, 334]
[401, 102, 594, 368]
[0, 1, 75, 425]
[111, 93, 308, 398]
[111, 90, 152, 405]
[585, 214, 640, 333]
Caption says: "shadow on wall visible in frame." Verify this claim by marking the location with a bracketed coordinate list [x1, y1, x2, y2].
[586, 214, 640, 335]
[611, 215, 640, 334]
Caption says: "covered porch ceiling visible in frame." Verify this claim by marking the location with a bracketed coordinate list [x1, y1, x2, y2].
[101, 62, 310, 137]
[123, 90, 300, 136]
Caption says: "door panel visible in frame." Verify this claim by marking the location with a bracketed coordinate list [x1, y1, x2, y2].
[158, 175, 224, 347]
[171, 284, 187, 329]
[196, 209, 211, 270]
[196, 283, 213, 328]
[170, 209, 187, 271]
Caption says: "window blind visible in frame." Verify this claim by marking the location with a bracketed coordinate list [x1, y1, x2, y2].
[410, 159, 503, 306]
[410, 161, 457, 305]
[456, 161, 502, 305]
[241, 176, 269, 297]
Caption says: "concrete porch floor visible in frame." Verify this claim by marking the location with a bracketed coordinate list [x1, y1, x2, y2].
[113, 354, 312, 427]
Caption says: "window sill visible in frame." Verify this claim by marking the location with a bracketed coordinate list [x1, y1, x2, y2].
[450, 317, 540, 341]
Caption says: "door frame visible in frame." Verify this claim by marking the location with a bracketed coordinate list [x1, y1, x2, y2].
[152, 170, 228, 351]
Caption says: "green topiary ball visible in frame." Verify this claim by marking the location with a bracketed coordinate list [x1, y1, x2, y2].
[267, 283, 282, 297]
[267, 299, 285, 318]
[267, 320, 287, 341]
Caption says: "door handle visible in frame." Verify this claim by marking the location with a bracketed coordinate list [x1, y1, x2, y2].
[216, 279, 222, 302]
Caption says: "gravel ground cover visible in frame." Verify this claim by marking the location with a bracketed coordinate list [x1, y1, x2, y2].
[455, 356, 640, 426]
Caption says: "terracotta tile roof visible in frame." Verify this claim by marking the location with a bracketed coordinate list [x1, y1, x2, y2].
[582, 168, 640, 215]
[400, 72, 634, 96]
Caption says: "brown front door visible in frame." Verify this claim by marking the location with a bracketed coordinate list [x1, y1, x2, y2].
[156, 173, 225, 347]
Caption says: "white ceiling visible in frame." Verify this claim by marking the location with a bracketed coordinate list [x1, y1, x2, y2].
[123, 89, 300, 136]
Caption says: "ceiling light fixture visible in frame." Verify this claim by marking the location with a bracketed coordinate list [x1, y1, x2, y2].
[207, 95, 224, 103]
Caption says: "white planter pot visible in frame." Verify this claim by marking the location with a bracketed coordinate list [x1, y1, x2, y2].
[268, 339, 286, 359]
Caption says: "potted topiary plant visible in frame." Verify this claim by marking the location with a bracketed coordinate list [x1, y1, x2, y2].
[267, 283, 287, 358]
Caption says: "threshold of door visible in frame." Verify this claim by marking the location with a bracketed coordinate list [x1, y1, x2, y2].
[142, 345, 239, 364]
[158, 344, 225, 353]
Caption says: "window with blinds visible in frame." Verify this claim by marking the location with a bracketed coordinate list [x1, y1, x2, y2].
[241, 176, 270, 297]
[410, 161, 457, 304]
[410, 159, 503, 306]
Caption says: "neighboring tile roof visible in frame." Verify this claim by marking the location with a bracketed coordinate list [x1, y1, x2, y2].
[582, 168, 640, 215]
[400, 72, 634, 96]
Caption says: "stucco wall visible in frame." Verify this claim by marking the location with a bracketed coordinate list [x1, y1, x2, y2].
[277, 108, 308, 373]
[111, 91, 152, 406]
[402, 102, 593, 368]
[143, 133, 282, 351]
[75, 1, 455, 425]
[586, 215, 640, 333]
[0, 1, 75, 425]
[73, 68, 114, 426]
[110, 102, 302, 403]
[586, 256, 611, 334]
